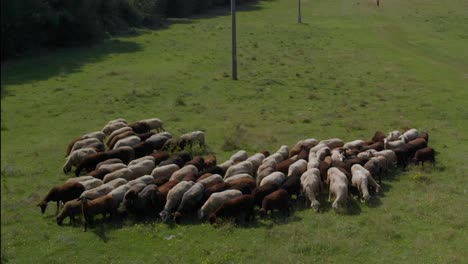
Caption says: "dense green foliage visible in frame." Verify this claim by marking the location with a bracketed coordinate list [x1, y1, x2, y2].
[2, 0, 467, 263]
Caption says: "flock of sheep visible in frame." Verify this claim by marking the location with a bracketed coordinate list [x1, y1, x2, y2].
[38, 117, 436, 231]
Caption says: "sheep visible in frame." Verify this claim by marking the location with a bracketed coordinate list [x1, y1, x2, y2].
[371, 131, 386, 143]
[318, 157, 333, 181]
[38, 182, 85, 215]
[287, 159, 308, 177]
[383, 138, 406, 150]
[69, 138, 104, 156]
[256, 166, 276, 186]
[158, 180, 181, 197]
[351, 164, 381, 203]
[204, 154, 217, 168]
[326, 167, 349, 213]
[127, 159, 156, 179]
[159, 181, 195, 222]
[80, 195, 117, 231]
[66, 131, 106, 156]
[343, 140, 366, 150]
[173, 182, 206, 222]
[204, 182, 230, 200]
[418, 131, 429, 143]
[108, 130, 136, 149]
[224, 160, 254, 180]
[128, 156, 156, 167]
[128, 121, 151, 134]
[137, 184, 165, 216]
[96, 158, 124, 169]
[122, 183, 151, 215]
[307, 151, 320, 169]
[330, 148, 345, 162]
[230, 150, 248, 163]
[218, 159, 235, 173]
[63, 147, 98, 174]
[102, 121, 128, 136]
[361, 141, 384, 152]
[127, 175, 155, 187]
[106, 118, 128, 125]
[276, 157, 296, 175]
[246, 153, 265, 173]
[79, 178, 127, 200]
[87, 164, 127, 180]
[208, 194, 255, 224]
[102, 168, 135, 183]
[364, 158, 382, 184]
[56, 199, 82, 226]
[310, 143, 327, 153]
[198, 174, 223, 187]
[300, 168, 322, 211]
[289, 139, 318, 158]
[150, 151, 171, 165]
[357, 149, 376, 159]
[412, 147, 436, 166]
[151, 164, 180, 183]
[179, 131, 206, 150]
[252, 182, 280, 207]
[224, 173, 254, 183]
[276, 145, 290, 160]
[106, 126, 133, 147]
[159, 152, 192, 168]
[260, 172, 286, 187]
[227, 178, 257, 194]
[262, 152, 284, 166]
[319, 138, 344, 149]
[169, 165, 198, 181]
[280, 174, 301, 197]
[316, 146, 331, 161]
[185, 156, 206, 172]
[108, 184, 131, 207]
[80, 178, 103, 190]
[113, 135, 142, 150]
[198, 189, 243, 220]
[74, 146, 135, 176]
[406, 138, 428, 158]
[144, 132, 172, 147]
[140, 118, 164, 132]
[132, 138, 170, 159]
[399, 128, 419, 143]
[344, 156, 369, 172]
[199, 166, 224, 178]
[65, 176, 95, 185]
[259, 189, 291, 218]
[373, 150, 397, 168]
[386, 130, 401, 142]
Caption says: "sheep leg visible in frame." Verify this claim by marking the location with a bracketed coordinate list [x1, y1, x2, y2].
[56, 201, 60, 216]
[328, 191, 332, 202]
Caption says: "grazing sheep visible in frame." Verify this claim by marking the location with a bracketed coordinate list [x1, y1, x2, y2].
[307, 151, 320, 169]
[88, 164, 127, 180]
[102, 121, 128, 136]
[373, 150, 397, 168]
[204, 182, 230, 200]
[259, 189, 291, 218]
[199, 189, 243, 220]
[96, 158, 124, 169]
[69, 138, 103, 156]
[208, 194, 255, 224]
[65, 176, 95, 185]
[260, 172, 286, 187]
[412, 147, 436, 166]
[150, 151, 171, 165]
[159, 152, 192, 168]
[218, 159, 235, 173]
[310, 143, 327, 153]
[137, 184, 165, 216]
[80, 178, 103, 190]
[143, 132, 172, 149]
[252, 182, 280, 207]
[224, 173, 254, 183]
[406, 138, 428, 158]
[173, 182, 206, 222]
[276, 145, 290, 160]
[300, 169, 322, 212]
[364, 158, 382, 184]
[227, 178, 257, 194]
[185, 156, 206, 172]
[344, 156, 369, 172]
[287, 159, 308, 177]
[330, 148, 345, 162]
[127, 159, 156, 179]
[318, 157, 333, 181]
[151, 164, 180, 183]
[361, 141, 384, 152]
[230, 150, 248, 163]
[343, 140, 366, 150]
[198, 174, 223, 187]
[327, 167, 349, 213]
[106, 126, 133, 147]
[66, 131, 106, 157]
[399, 128, 419, 143]
[246, 153, 266, 173]
[204, 154, 217, 168]
[38, 182, 85, 215]
[351, 164, 381, 202]
[113, 135, 142, 150]
[276, 157, 296, 175]
[102, 168, 135, 183]
[224, 160, 254, 180]
[108, 131, 136, 149]
[179, 131, 206, 150]
[371, 131, 386, 143]
[256, 166, 276, 186]
[262, 152, 284, 166]
[158, 180, 181, 197]
[357, 149, 376, 159]
[107, 118, 128, 125]
[280, 174, 301, 197]
[127, 175, 155, 186]
[63, 147, 98, 174]
[140, 118, 165, 132]
[319, 138, 344, 150]
[128, 156, 156, 167]
[159, 181, 195, 222]
[79, 178, 127, 200]
[417, 131, 429, 143]
[289, 139, 318, 158]
[316, 147, 331, 161]
[80, 195, 117, 232]
[383, 138, 405, 150]
[74, 146, 135, 176]
[129, 121, 151, 134]
[56, 199, 82, 226]
[169, 165, 198, 181]
[386, 131, 401, 142]
[123, 183, 151, 215]
[108, 184, 131, 207]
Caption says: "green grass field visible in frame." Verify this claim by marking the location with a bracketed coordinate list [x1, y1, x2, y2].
[2, 0, 467, 263]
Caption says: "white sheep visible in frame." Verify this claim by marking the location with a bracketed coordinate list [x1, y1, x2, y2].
[80, 178, 103, 190]
[224, 173, 254, 183]
[319, 138, 344, 150]
[145, 132, 172, 147]
[180, 131, 206, 149]
[256, 166, 276, 186]
[127, 159, 156, 180]
[169, 165, 198, 181]
[108, 184, 131, 206]
[198, 189, 243, 219]
[357, 149, 376, 159]
[224, 160, 254, 179]
[79, 178, 127, 200]
[218, 159, 235, 173]
[246, 153, 266, 173]
[307, 151, 320, 169]
[160, 181, 195, 222]
[151, 164, 180, 181]
[105, 178, 128, 189]
[399, 128, 419, 143]
[140, 118, 164, 131]
[330, 148, 344, 162]
[386, 130, 401, 142]
[230, 150, 248, 163]
[128, 156, 156, 167]
[63, 147, 98, 174]
[107, 118, 128, 125]
[97, 163, 127, 173]
[261, 152, 284, 166]
[276, 145, 290, 160]
[316, 146, 331, 161]
[383, 138, 405, 150]
[127, 175, 154, 187]
[327, 167, 349, 213]
[106, 126, 133, 146]
[351, 164, 381, 203]
[96, 158, 124, 169]
[65, 176, 95, 184]
[197, 174, 223, 186]
[69, 138, 103, 155]
[81, 131, 106, 142]
[102, 168, 134, 183]
[300, 168, 322, 211]
[102, 121, 128, 136]
[373, 150, 397, 168]
[260, 171, 286, 187]
[343, 140, 366, 150]
[113, 135, 142, 150]
[287, 159, 308, 177]
[175, 182, 205, 218]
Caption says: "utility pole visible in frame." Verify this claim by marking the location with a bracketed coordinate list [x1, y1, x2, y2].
[231, 0, 238, 80]
[298, 0, 302, 23]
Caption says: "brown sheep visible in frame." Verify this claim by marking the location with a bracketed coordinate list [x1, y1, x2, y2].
[150, 151, 171, 165]
[159, 152, 193, 168]
[108, 130, 136, 149]
[276, 158, 296, 175]
[204, 154, 217, 168]
[252, 182, 280, 207]
[38, 182, 85, 215]
[208, 194, 255, 224]
[227, 178, 257, 195]
[259, 189, 291, 218]
[75, 146, 135, 176]
[158, 180, 181, 197]
[185, 156, 206, 172]
[204, 182, 229, 200]
[280, 174, 301, 198]
[129, 121, 152, 134]
[412, 147, 435, 167]
[371, 131, 386, 143]
[56, 199, 82, 226]
[80, 195, 117, 232]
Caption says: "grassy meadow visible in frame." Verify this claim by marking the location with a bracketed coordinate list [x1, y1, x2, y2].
[1, 0, 467, 263]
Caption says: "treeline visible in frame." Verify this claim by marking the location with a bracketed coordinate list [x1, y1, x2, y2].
[1, 0, 255, 60]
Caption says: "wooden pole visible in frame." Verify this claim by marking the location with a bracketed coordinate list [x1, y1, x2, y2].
[298, 0, 302, 23]
[231, 0, 238, 80]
